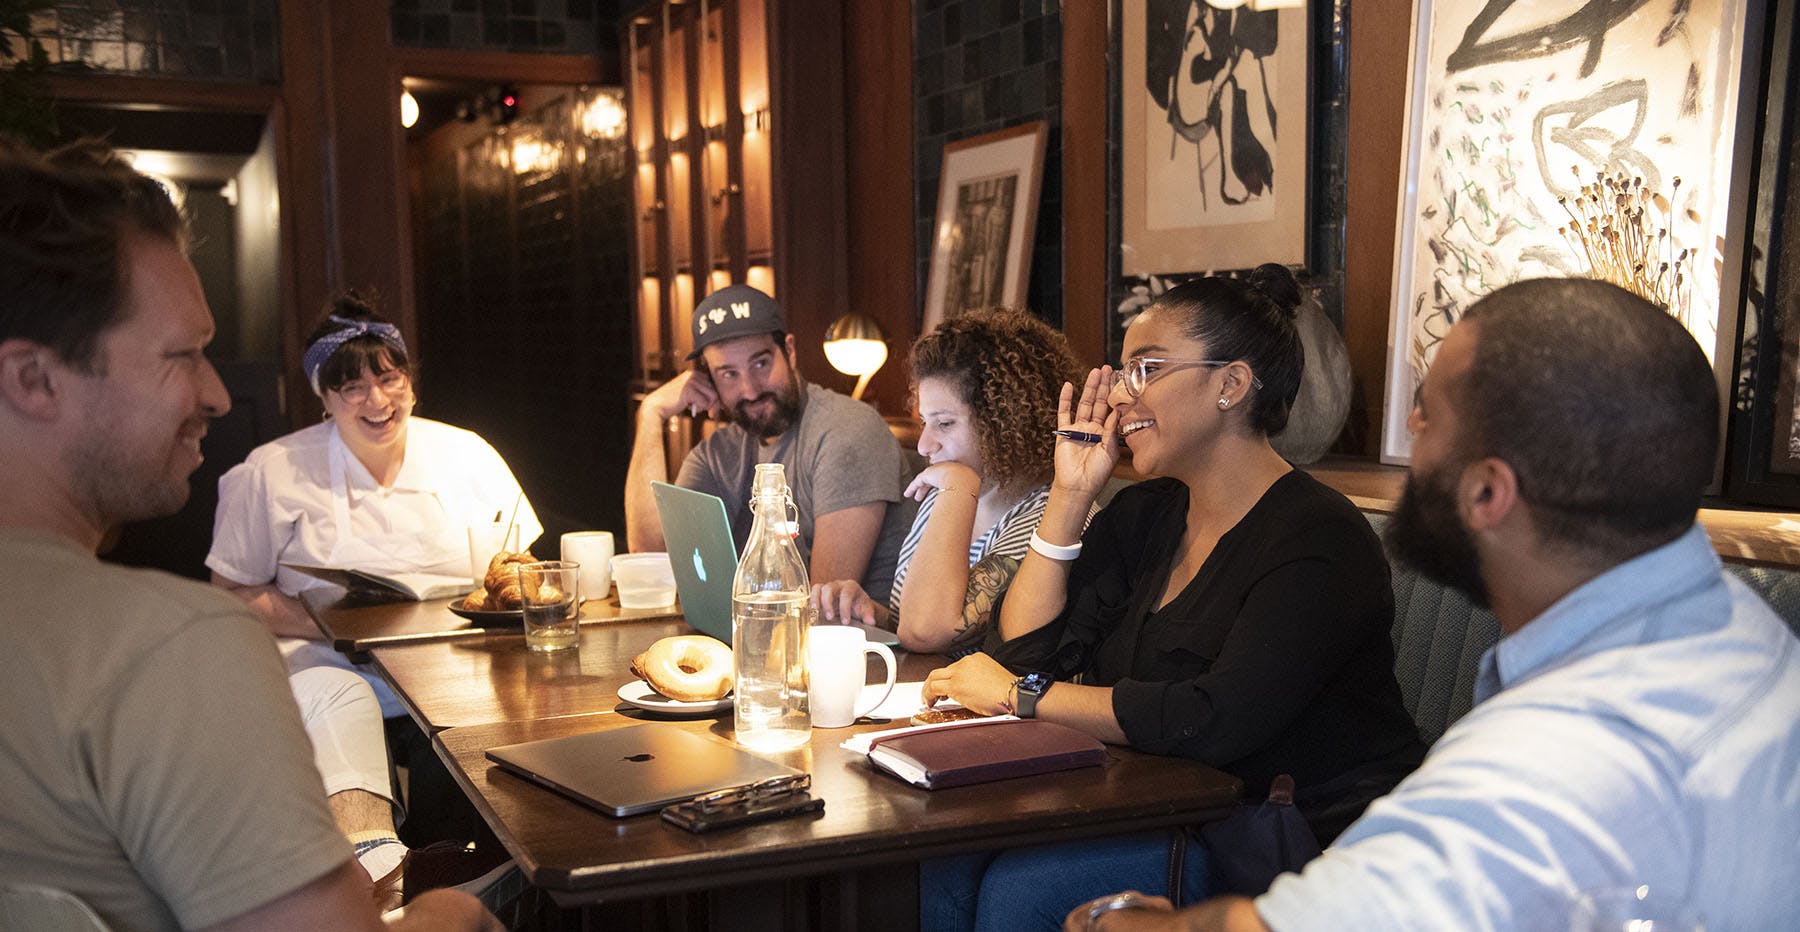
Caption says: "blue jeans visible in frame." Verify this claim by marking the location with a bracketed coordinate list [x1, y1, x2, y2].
[919, 829, 1209, 932]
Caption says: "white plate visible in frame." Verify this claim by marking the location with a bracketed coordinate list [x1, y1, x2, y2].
[616, 679, 733, 714]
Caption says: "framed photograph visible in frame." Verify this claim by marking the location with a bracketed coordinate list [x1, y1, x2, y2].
[1381, 0, 1752, 463]
[1118, 0, 1311, 277]
[923, 122, 1049, 332]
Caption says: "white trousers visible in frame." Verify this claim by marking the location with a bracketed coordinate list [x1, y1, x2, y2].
[289, 666, 395, 804]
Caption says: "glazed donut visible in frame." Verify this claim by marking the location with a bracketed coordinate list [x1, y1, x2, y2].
[630, 635, 733, 702]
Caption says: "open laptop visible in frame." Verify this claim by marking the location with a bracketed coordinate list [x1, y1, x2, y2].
[651, 482, 740, 642]
[651, 481, 900, 647]
[485, 723, 801, 817]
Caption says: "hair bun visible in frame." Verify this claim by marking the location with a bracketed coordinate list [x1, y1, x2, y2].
[1246, 263, 1301, 319]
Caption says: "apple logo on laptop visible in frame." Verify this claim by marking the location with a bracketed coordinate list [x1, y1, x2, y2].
[623, 753, 654, 763]
[692, 547, 707, 582]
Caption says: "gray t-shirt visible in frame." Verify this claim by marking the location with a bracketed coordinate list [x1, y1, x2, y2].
[677, 381, 917, 602]
[0, 528, 347, 932]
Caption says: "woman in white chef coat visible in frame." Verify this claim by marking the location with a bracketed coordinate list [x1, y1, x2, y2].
[208, 293, 541, 707]
[207, 293, 540, 882]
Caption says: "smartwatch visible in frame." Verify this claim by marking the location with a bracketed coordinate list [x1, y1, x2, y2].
[1014, 672, 1053, 718]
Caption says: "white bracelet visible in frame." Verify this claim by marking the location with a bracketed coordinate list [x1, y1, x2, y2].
[1029, 529, 1082, 561]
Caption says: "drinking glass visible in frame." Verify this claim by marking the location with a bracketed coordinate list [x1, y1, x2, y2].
[519, 561, 580, 652]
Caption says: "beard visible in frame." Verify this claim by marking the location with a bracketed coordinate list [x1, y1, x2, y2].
[1385, 463, 1491, 609]
[64, 411, 198, 528]
[720, 376, 802, 439]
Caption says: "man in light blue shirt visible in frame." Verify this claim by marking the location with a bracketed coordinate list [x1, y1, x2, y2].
[1067, 279, 1800, 931]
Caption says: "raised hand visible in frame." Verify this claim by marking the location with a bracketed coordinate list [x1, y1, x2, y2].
[641, 369, 722, 423]
[1052, 366, 1121, 499]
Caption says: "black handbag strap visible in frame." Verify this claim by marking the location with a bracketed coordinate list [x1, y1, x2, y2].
[1165, 827, 1189, 907]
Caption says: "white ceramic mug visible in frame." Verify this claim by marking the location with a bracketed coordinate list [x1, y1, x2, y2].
[807, 624, 897, 728]
[560, 531, 615, 599]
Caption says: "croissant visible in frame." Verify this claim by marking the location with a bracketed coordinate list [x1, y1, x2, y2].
[490, 580, 525, 610]
[483, 550, 535, 593]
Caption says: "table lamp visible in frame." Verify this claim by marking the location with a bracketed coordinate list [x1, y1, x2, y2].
[823, 313, 888, 401]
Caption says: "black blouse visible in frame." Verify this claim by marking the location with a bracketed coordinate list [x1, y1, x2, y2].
[990, 471, 1424, 839]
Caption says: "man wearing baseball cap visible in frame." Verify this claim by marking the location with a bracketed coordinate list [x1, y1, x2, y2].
[624, 284, 914, 604]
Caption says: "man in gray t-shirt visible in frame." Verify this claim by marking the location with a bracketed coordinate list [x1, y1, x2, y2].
[625, 285, 914, 602]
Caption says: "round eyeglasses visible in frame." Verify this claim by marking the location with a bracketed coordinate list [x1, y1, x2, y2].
[332, 370, 411, 406]
[1119, 357, 1262, 399]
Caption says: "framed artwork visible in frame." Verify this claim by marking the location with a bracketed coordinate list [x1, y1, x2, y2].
[1119, 0, 1311, 277]
[923, 122, 1049, 332]
[1723, 0, 1800, 506]
[1381, 0, 1752, 462]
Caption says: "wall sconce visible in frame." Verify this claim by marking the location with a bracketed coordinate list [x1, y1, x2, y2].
[823, 313, 887, 401]
[400, 89, 419, 128]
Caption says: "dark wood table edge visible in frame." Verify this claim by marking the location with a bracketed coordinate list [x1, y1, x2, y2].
[429, 727, 1242, 904]
[298, 586, 686, 655]
[538, 801, 1240, 906]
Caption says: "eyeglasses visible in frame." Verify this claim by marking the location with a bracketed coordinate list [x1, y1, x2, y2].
[1119, 357, 1262, 399]
[333, 370, 410, 405]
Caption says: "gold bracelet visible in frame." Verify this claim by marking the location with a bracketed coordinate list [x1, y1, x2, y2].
[939, 486, 979, 501]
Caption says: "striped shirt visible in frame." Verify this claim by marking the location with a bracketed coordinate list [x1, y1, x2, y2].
[887, 483, 1055, 622]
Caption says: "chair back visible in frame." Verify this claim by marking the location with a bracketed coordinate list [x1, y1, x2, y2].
[0, 884, 112, 932]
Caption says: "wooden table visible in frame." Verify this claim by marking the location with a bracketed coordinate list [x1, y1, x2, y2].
[369, 617, 691, 732]
[436, 712, 1241, 910]
[298, 586, 682, 657]
[331, 605, 1243, 929]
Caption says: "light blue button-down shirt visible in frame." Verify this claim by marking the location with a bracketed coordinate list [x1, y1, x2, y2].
[1256, 525, 1800, 931]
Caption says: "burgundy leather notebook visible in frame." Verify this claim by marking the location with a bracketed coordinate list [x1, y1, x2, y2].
[864, 718, 1107, 789]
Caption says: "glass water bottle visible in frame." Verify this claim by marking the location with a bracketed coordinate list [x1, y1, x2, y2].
[730, 463, 811, 750]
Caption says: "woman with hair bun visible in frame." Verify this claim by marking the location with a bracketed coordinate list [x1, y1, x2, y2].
[920, 264, 1423, 930]
[812, 307, 1087, 655]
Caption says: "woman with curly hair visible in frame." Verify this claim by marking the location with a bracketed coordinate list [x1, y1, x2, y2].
[812, 307, 1084, 655]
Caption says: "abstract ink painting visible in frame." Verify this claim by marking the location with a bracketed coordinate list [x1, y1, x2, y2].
[1121, 0, 1311, 275]
[1381, 0, 1749, 462]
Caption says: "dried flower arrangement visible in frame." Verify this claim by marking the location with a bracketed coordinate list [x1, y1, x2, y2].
[1557, 168, 1700, 329]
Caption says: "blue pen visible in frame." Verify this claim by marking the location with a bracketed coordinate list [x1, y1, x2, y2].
[1051, 429, 1104, 445]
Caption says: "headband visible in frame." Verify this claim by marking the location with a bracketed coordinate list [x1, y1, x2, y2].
[303, 315, 407, 396]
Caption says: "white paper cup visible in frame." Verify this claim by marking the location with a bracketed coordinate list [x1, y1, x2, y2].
[560, 531, 615, 599]
[807, 625, 896, 728]
[466, 522, 520, 582]
[610, 552, 677, 609]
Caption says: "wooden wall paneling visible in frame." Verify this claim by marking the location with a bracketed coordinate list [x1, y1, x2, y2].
[720, 0, 750, 285]
[274, 0, 335, 426]
[765, 0, 849, 390]
[1342, 0, 1414, 455]
[328, 0, 410, 338]
[843, 0, 917, 413]
[1060, 0, 1109, 368]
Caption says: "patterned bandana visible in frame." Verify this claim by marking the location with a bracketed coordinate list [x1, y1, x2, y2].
[303, 315, 407, 395]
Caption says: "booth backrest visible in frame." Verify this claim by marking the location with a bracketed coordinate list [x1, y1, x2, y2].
[1363, 511, 1800, 745]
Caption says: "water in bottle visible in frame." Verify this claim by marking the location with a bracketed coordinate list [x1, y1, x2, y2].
[731, 463, 812, 751]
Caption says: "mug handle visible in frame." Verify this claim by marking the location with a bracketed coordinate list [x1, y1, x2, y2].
[853, 642, 897, 718]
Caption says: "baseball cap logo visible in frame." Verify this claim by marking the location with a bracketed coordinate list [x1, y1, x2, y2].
[731, 301, 751, 318]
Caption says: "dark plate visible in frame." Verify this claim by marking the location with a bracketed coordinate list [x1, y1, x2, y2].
[446, 597, 524, 625]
